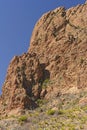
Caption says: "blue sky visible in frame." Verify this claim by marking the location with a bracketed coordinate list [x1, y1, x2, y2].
[0, 0, 85, 94]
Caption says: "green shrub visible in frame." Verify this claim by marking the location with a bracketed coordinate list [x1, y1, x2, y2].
[42, 78, 51, 88]
[47, 109, 55, 115]
[18, 115, 27, 122]
[58, 109, 65, 115]
[36, 99, 48, 106]
[37, 99, 43, 105]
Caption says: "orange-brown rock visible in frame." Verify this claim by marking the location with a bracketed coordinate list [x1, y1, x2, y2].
[0, 3, 87, 116]
[29, 3, 87, 91]
[0, 53, 49, 115]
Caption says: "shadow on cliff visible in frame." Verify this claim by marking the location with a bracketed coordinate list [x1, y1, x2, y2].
[22, 62, 50, 101]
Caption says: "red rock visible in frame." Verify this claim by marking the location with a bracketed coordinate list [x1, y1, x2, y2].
[0, 3, 87, 116]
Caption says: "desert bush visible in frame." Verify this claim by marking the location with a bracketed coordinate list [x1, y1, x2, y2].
[47, 109, 55, 115]
[18, 115, 27, 122]
[42, 78, 52, 89]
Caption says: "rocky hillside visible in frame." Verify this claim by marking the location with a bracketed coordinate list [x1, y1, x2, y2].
[0, 2, 87, 129]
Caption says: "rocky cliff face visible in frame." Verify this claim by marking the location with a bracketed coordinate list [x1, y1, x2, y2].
[0, 3, 87, 116]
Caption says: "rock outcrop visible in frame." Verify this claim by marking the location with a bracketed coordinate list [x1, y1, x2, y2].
[0, 3, 87, 116]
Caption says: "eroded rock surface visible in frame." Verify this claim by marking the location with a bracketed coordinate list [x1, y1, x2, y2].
[0, 3, 87, 116]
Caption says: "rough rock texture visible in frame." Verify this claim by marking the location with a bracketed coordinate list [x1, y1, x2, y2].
[0, 53, 48, 115]
[29, 3, 87, 95]
[0, 3, 87, 116]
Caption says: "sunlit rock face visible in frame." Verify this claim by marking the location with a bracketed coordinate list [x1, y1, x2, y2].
[0, 3, 87, 116]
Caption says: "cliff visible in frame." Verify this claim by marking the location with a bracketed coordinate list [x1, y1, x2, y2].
[0, 3, 87, 118]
